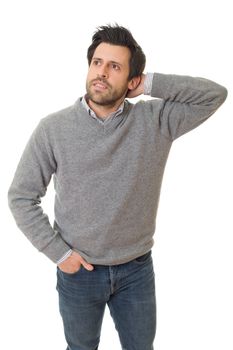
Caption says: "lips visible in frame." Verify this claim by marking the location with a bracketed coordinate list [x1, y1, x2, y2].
[95, 83, 107, 89]
[92, 80, 109, 90]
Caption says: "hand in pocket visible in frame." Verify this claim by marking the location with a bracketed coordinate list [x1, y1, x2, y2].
[58, 251, 94, 274]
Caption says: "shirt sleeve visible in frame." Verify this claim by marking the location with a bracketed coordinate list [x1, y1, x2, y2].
[56, 249, 73, 265]
[144, 72, 154, 95]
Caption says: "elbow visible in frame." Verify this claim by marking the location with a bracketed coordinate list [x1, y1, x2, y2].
[220, 86, 228, 103]
[216, 85, 228, 106]
[7, 187, 19, 227]
[7, 186, 14, 211]
[7, 185, 23, 214]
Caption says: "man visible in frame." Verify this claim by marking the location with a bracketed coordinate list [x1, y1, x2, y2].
[8, 24, 227, 350]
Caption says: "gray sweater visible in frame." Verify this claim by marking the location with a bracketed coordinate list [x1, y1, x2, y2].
[8, 73, 227, 265]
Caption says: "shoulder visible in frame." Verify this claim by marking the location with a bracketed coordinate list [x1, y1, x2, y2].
[41, 104, 76, 127]
[37, 100, 81, 136]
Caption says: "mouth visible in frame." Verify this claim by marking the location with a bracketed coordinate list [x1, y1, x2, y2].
[92, 80, 109, 91]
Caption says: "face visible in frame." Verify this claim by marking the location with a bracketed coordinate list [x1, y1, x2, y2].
[86, 43, 132, 107]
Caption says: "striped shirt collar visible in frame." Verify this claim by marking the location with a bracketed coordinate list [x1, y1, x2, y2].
[81, 95, 125, 125]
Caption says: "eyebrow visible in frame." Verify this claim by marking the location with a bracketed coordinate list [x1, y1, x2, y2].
[92, 57, 123, 67]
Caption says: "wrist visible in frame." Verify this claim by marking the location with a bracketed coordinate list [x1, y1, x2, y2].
[56, 249, 73, 265]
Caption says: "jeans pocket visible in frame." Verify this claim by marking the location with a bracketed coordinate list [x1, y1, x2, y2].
[57, 265, 82, 276]
[133, 250, 152, 265]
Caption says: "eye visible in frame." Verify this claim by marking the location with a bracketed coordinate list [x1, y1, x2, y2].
[92, 59, 101, 66]
[112, 63, 120, 70]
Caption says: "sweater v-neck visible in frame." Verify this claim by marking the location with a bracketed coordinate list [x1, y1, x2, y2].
[74, 98, 132, 135]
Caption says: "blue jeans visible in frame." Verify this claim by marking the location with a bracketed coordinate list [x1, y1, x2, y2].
[56, 251, 156, 350]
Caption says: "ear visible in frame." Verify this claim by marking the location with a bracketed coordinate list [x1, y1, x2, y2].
[127, 76, 141, 91]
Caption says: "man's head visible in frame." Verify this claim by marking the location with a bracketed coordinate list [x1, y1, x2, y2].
[86, 24, 146, 109]
[87, 24, 146, 81]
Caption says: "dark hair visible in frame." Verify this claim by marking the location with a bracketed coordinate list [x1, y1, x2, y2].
[87, 24, 146, 80]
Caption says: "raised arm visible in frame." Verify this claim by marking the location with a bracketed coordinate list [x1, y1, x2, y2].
[128, 72, 227, 140]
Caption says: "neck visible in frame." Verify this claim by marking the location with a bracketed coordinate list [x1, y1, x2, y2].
[87, 98, 125, 119]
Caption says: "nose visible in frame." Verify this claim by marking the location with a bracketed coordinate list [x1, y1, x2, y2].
[98, 64, 109, 79]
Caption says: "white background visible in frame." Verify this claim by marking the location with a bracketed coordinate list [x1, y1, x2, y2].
[1, 0, 232, 349]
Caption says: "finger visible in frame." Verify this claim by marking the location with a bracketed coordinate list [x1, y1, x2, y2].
[79, 256, 94, 271]
[82, 261, 94, 271]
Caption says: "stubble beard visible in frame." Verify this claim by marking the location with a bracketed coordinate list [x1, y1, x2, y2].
[86, 80, 128, 108]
